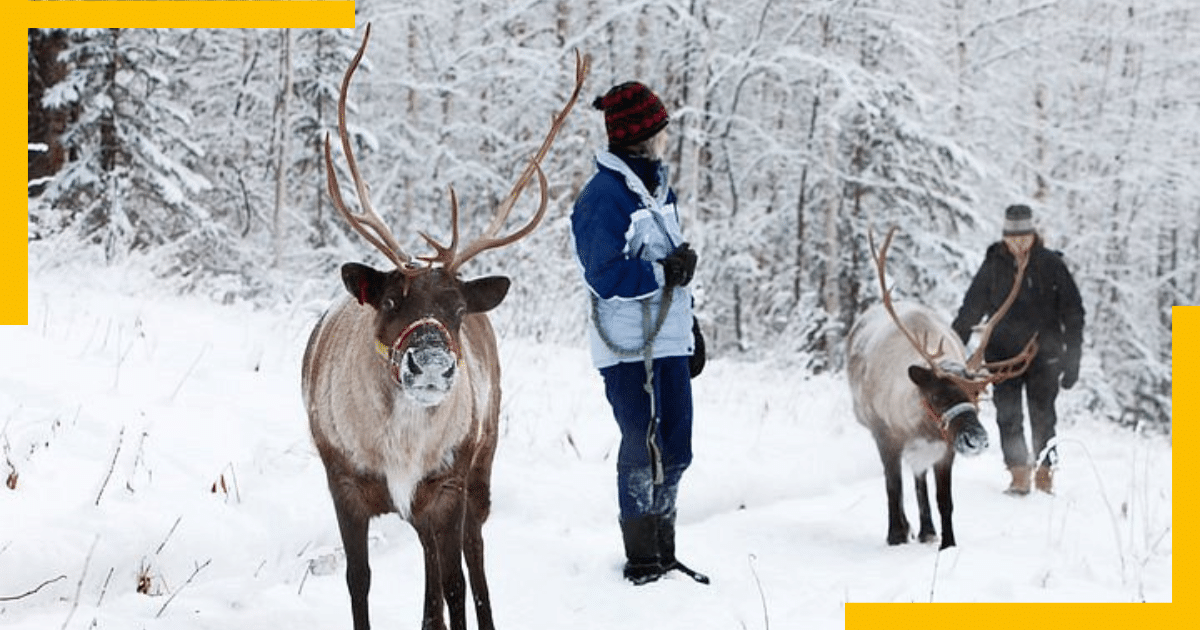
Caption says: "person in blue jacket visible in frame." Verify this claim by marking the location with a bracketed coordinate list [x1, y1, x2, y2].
[572, 81, 707, 585]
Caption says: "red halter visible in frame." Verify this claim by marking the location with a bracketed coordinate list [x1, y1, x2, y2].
[374, 317, 461, 385]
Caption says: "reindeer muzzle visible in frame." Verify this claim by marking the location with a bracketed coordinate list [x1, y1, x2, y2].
[376, 318, 462, 407]
[940, 402, 988, 456]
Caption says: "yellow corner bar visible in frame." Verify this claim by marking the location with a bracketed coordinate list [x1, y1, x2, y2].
[23, 2, 355, 29]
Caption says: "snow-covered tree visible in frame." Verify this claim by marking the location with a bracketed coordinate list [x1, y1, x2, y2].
[38, 29, 212, 261]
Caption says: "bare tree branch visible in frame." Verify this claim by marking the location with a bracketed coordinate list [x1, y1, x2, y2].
[155, 559, 212, 619]
[0, 574, 67, 602]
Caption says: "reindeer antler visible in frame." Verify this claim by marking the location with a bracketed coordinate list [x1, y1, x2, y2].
[325, 25, 590, 277]
[869, 226, 1038, 401]
[869, 227, 949, 369]
[963, 242, 1038, 376]
[324, 24, 413, 272]
[440, 49, 591, 275]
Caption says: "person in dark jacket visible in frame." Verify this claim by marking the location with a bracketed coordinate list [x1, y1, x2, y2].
[952, 204, 1085, 495]
[571, 81, 707, 585]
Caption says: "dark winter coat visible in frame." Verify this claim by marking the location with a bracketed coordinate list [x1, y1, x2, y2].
[951, 238, 1085, 370]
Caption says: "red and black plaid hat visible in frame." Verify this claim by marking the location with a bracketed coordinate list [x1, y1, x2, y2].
[592, 82, 669, 147]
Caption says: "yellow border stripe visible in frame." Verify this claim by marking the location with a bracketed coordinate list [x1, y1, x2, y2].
[1172, 306, 1189, 608]
[848, 602, 1172, 628]
[25, 2, 354, 29]
[5, 20, 24, 324]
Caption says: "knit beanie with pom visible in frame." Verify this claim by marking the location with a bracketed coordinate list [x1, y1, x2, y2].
[592, 82, 669, 148]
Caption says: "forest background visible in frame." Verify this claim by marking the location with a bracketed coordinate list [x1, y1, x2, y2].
[26, 0, 1196, 432]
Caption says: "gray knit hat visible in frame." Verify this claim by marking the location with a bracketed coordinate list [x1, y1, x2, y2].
[1003, 204, 1035, 236]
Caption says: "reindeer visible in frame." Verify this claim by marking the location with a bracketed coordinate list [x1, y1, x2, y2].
[846, 228, 1037, 549]
[301, 25, 588, 630]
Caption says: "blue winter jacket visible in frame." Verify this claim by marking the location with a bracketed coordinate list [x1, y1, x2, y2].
[571, 151, 694, 369]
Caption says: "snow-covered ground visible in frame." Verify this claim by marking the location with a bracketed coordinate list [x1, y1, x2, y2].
[1, 261, 1171, 629]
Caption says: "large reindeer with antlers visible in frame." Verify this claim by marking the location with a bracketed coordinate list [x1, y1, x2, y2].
[301, 25, 588, 630]
[846, 228, 1038, 549]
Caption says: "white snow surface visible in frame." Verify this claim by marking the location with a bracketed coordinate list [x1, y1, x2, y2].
[1, 262, 1171, 629]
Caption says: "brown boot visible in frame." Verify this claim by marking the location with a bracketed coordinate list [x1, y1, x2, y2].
[1035, 465, 1054, 494]
[1005, 465, 1033, 496]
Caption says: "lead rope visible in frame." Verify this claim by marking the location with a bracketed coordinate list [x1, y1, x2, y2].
[642, 295, 665, 485]
[592, 286, 674, 485]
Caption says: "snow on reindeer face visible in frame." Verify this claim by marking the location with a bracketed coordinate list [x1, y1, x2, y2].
[342, 263, 509, 407]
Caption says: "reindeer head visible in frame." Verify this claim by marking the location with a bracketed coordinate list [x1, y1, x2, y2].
[325, 25, 588, 406]
[870, 227, 1038, 454]
[907, 364, 987, 455]
[340, 264, 507, 406]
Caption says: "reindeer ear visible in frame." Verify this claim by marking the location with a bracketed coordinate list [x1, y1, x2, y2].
[341, 263, 388, 308]
[908, 365, 935, 387]
[463, 276, 511, 314]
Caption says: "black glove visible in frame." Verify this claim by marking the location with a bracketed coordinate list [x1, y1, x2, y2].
[660, 243, 697, 288]
[1060, 348, 1080, 390]
[689, 317, 706, 378]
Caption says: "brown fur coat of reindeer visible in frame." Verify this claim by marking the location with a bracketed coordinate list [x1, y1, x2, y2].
[846, 228, 1037, 549]
[302, 25, 588, 630]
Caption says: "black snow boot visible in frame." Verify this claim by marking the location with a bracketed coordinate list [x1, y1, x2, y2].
[657, 511, 710, 584]
[620, 515, 664, 585]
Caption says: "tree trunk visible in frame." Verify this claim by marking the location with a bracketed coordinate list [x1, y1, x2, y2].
[100, 29, 121, 174]
[794, 89, 820, 303]
[273, 29, 293, 269]
[28, 28, 70, 192]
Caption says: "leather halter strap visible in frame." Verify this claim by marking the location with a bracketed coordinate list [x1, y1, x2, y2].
[921, 399, 976, 442]
[374, 317, 461, 385]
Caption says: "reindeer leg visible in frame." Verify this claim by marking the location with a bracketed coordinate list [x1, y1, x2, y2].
[913, 470, 938, 543]
[330, 488, 373, 630]
[318, 454, 390, 630]
[438, 490, 469, 630]
[464, 470, 495, 629]
[933, 455, 956, 549]
[874, 437, 909, 545]
[884, 460, 910, 545]
[414, 519, 448, 630]
[413, 480, 469, 630]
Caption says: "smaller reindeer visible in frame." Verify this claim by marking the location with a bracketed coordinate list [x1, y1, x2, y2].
[846, 228, 1037, 549]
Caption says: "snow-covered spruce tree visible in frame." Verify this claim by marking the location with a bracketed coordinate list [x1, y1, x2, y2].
[38, 28, 212, 262]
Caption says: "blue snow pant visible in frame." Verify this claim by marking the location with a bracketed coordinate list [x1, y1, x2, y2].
[600, 356, 694, 521]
